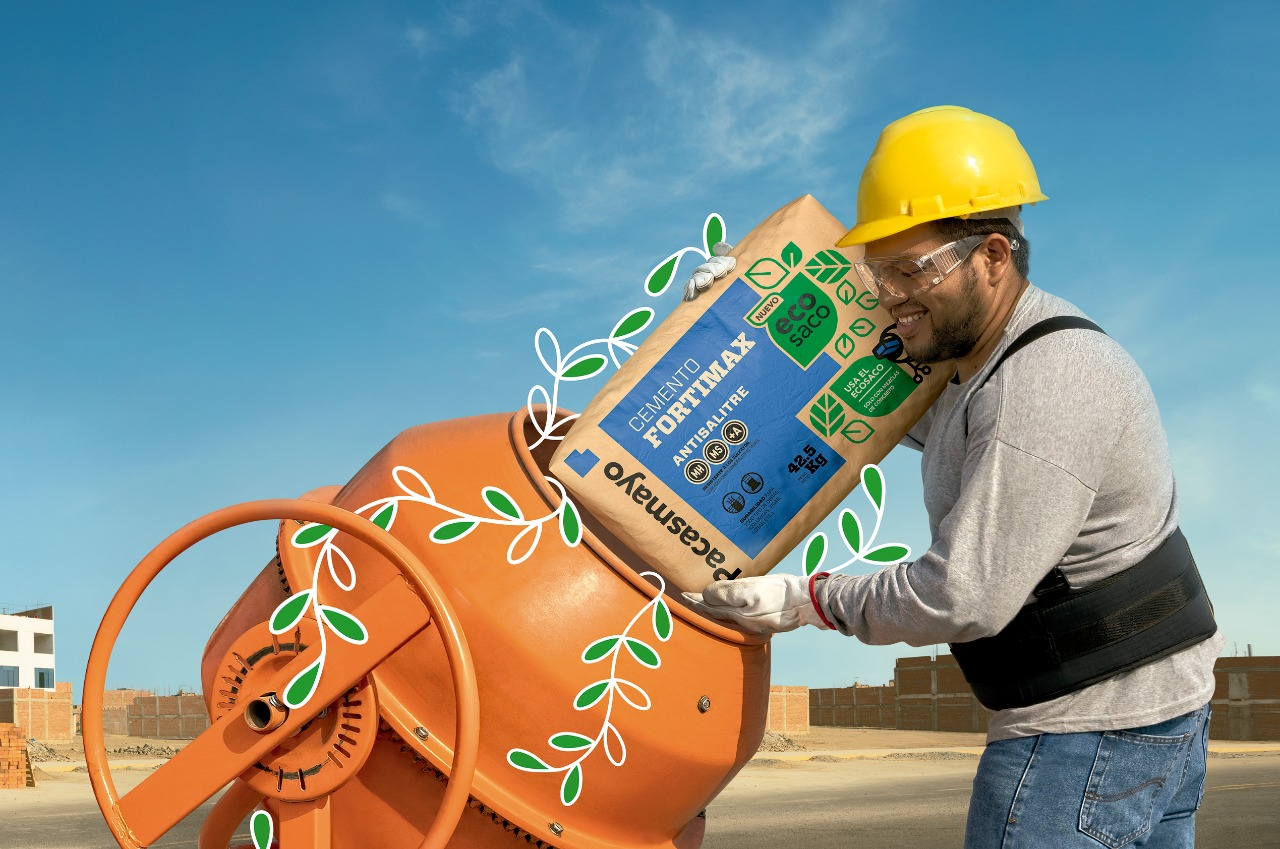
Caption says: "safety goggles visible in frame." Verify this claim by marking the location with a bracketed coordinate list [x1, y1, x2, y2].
[854, 234, 1017, 300]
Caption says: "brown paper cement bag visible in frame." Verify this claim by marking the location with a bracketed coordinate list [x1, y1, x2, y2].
[550, 195, 949, 593]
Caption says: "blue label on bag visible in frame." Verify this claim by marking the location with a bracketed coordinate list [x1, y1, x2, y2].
[598, 279, 843, 557]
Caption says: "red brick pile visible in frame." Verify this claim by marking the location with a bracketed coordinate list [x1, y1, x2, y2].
[0, 723, 32, 789]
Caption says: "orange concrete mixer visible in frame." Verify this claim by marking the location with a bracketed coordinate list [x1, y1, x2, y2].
[82, 406, 771, 849]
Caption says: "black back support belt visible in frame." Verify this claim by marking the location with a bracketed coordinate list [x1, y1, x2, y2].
[948, 315, 1217, 710]
[950, 528, 1217, 710]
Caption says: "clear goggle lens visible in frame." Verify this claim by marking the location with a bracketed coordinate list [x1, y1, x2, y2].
[854, 235, 1011, 299]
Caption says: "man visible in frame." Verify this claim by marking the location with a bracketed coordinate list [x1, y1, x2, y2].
[687, 106, 1223, 848]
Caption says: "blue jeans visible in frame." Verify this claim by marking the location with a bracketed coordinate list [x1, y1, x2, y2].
[965, 705, 1210, 848]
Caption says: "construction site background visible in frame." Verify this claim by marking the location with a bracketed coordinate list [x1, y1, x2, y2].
[771, 654, 1279, 740]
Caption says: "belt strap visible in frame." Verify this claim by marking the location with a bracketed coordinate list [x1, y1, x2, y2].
[951, 528, 1218, 710]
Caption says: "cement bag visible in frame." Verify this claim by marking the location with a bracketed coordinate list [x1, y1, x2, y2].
[550, 195, 949, 593]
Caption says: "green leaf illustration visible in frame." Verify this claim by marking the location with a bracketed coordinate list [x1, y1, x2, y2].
[835, 333, 855, 359]
[371, 502, 396, 531]
[269, 590, 312, 635]
[561, 354, 608, 381]
[582, 636, 619, 663]
[703, 213, 726, 257]
[805, 250, 852, 285]
[645, 250, 682, 296]
[652, 598, 673, 642]
[863, 543, 910, 564]
[836, 280, 857, 305]
[430, 519, 478, 543]
[808, 393, 846, 437]
[611, 307, 654, 341]
[840, 509, 863, 555]
[292, 523, 334, 548]
[482, 486, 522, 520]
[863, 464, 885, 510]
[625, 638, 660, 669]
[803, 532, 827, 577]
[251, 810, 273, 849]
[559, 498, 582, 547]
[283, 657, 323, 709]
[849, 317, 876, 337]
[574, 680, 611, 710]
[550, 732, 594, 751]
[781, 241, 802, 268]
[744, 257, 789, 290]
[320, 606, 368, 644]
[841, 419, 875, 444]
[855, 289, 879, 310]
[561, 763, 583, 806]
[507, 748, 551, 771]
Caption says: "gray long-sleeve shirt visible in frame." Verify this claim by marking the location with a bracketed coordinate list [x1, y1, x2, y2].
[815, 285, 1223, 742]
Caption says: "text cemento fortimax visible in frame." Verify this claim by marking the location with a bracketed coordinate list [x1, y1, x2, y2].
[550, 195, 950, 593]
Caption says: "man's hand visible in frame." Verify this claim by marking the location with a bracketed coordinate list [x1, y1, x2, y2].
[682, 241, 737, 301]
[683, 573, 832, 635]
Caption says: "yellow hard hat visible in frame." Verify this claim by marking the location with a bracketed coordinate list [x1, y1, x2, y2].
[836, 106, 1048, 248]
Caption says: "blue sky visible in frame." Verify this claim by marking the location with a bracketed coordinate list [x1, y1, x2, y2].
[2, 2, 1277, 701]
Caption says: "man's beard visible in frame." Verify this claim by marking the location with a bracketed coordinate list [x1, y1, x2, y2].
[903, 263, 984, 364]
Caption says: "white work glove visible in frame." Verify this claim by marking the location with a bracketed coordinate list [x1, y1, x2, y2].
[683, 574, 832, 635]
[682, 242, 737, 301]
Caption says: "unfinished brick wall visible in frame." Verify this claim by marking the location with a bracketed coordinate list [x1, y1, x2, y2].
[0, 682, 74, 744]
[127, 694, 210, 739]
[92, 688, 155, 736]
[895, 655, 991, 733]
[1212, 657, 1280, 741]
[0, 724, 32, 789]
[766, 685, 810, 735]
[809, 685, 896, 728]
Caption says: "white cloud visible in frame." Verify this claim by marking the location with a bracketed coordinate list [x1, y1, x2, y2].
[450, 4, 885, 229]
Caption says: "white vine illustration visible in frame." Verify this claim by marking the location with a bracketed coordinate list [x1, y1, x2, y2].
[274, 465, 584, 708]
[506, 571, 673, 806]
[525, 212, 727, 450]
[797, 463, 912, 577]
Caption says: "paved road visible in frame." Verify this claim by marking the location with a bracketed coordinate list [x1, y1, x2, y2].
[2, 754, 1277, 847]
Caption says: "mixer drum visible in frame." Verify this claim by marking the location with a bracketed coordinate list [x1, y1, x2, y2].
[201, 408, 771, 849]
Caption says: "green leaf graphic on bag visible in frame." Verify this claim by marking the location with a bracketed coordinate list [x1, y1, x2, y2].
[744, 257, 789, 290]
[836, 280, 857, 305]
[848, 317, 876, 337]
[809, 393, 846, 437]
[766, 274, 839, 368]
[855, 289, 879, 310]
[840, 419, 875, 443]
[781, 241, 803, 268]
[805, 250, 852, 285]
[835, 333, 855, 359]
[830, 357, 917, 417]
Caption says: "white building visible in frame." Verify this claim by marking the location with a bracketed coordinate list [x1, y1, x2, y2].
[0, 605, 55, 690]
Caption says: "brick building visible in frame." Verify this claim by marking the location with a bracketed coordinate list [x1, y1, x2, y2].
[0, 682, 74, 744]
